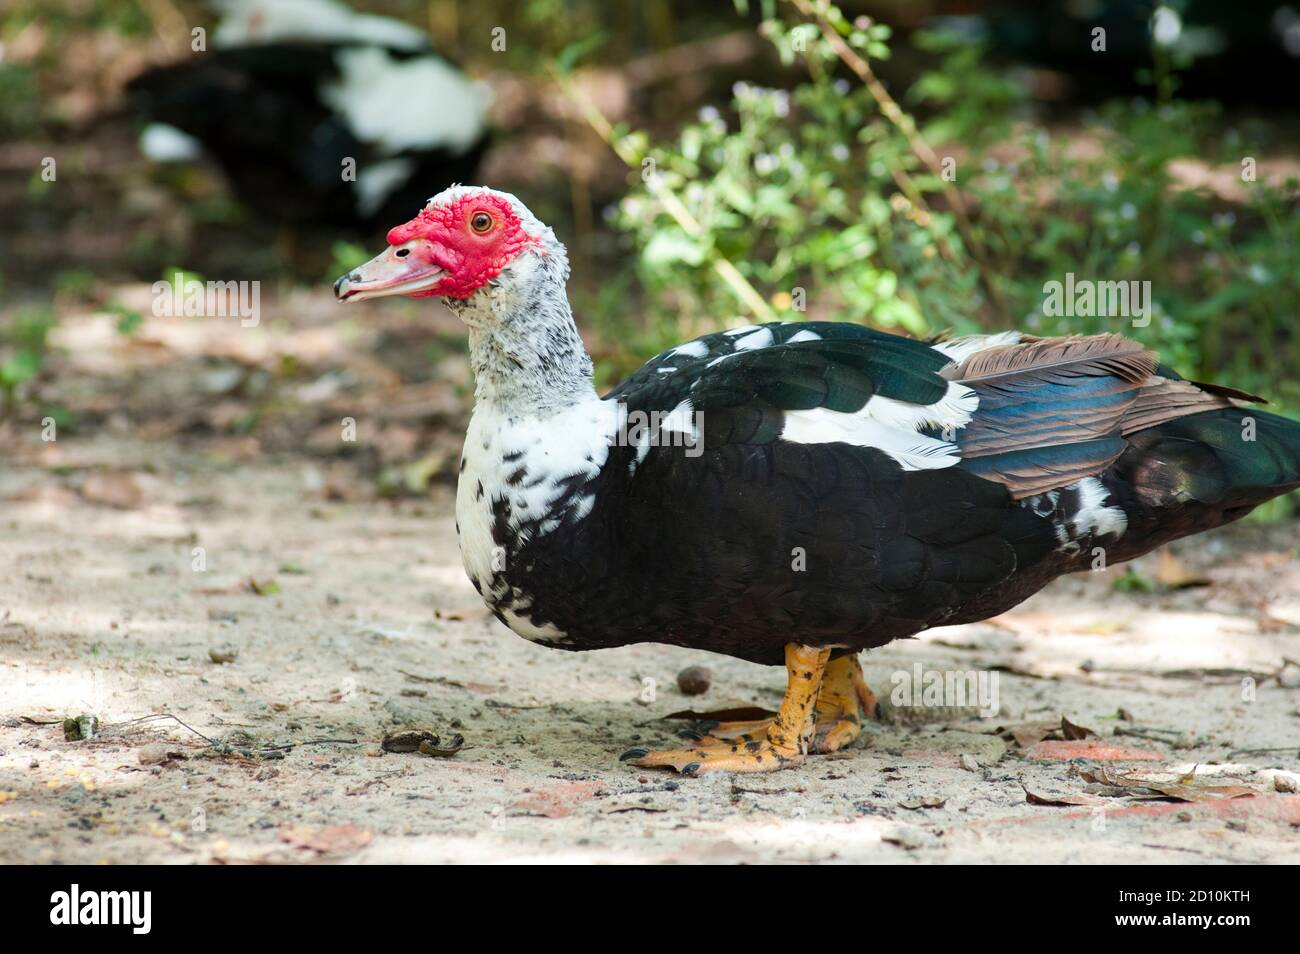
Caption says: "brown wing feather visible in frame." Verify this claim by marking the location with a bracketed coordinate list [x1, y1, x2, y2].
[944, 333, 1260, 498]
[1120, 377, 1239, 434]
[944, 333, 1157, 384]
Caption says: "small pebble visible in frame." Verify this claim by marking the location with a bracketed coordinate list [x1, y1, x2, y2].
[138, 743, 172, 766]
[677, 665, 712, 695]
[1274, 774, 1298, 793]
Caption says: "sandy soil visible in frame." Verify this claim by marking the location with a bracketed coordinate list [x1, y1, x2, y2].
[3, 426, 1300, 865]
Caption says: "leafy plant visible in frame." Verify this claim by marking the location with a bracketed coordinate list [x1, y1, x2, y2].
[0, 306, 55, 408]
[606, 2, 1299, 417]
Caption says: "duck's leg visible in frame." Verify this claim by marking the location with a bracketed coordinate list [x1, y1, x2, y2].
[683, 654, 879, 754]
[621, 644, 831, 775]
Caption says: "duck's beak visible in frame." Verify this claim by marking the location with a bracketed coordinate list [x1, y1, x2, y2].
[334, 242, 445, 303]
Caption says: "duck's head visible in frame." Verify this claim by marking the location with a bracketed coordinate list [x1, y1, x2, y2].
[333, 185, 566, 318]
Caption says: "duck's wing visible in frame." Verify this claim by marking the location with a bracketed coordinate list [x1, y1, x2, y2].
[940, 334, 1255, 497]
[606, 321, 968, 467]
[608, 324, 1249, 497]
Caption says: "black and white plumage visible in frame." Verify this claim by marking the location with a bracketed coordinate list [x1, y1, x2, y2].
[336, 185, 1300, 771]
[458, 318, 1299, 665]
[128, 0, 490, 230]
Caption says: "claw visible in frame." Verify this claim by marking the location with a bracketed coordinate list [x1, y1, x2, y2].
[622, 651, 879, 774]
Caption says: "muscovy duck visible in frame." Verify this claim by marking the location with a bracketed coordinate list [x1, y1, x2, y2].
[335, 186, 1300, 775]
[127, 0, 490, 229]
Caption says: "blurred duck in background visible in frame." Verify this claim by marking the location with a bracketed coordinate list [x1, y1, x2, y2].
[127, 0, 492, 231]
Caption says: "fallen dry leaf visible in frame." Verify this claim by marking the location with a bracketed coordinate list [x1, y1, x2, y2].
[278, 824, 373, 856]
[508, 781, 603, 819]
[1007, 715, 1097, 748]
[418, 735, 464, 757]
[1023, 786, 1098, 807]
[1080, 767, 1257, 802]
[1060, 716, 1097, 741]
[5, 485, 82, 507]
[381, 727, 463, 757]
[1155, 548, 1212, 589]
[899, 796, 946, 810]
[1009, 720, 1058, 748]
[80, 470, 155, 509]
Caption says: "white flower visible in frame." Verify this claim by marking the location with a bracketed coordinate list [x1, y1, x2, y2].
[1151, 6, 1182, 47]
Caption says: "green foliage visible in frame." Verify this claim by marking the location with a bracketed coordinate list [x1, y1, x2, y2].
[54, 269, 97, 299]
[160, 265, 207, 290]
[611, 5, 1300, 417]
[1112, 567, 1157, 594]
[0, 63, 39, 138]
[555, 31, 608, 74]
[0, 306, 55, 405]
[327, 241, 370, 285]
[107, 302, 144, 336]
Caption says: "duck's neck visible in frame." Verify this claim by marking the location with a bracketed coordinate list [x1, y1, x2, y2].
[450, 252, 596, 417]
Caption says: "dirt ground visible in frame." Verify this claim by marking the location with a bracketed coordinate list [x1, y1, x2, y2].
[2, 298, 1300, 865]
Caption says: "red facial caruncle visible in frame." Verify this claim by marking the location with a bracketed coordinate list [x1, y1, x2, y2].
[334, 192, 542, 304]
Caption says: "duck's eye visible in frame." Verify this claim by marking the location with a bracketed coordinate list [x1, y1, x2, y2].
[470, 212, 493, 233]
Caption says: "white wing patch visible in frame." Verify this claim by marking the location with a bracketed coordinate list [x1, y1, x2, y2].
[139, 123, 202, 162]
[786, 329, 822, 344]
[733, 327, 774, 351]
[322, 47, 490, 155]
[669, 340, 709, 359]
[780, 378, 977, 471]
[781, 409, 962, 469]
[776, 330, 1025, 469]
[867, 386, 977, 434]
[214, 0, 430, 48]
[655, 325, 1024, 471]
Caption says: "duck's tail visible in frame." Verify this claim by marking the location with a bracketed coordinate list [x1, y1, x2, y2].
[1104, 407, 1300, 558]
